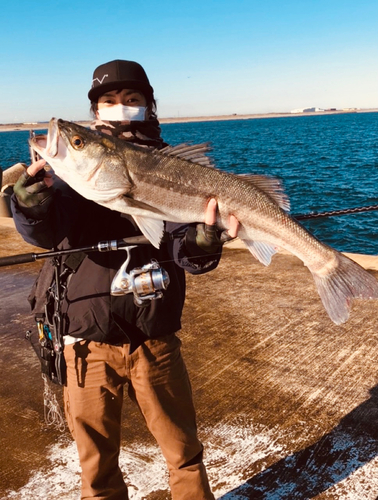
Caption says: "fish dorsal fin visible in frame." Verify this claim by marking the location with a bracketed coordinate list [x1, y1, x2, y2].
[238, 174, 290, 211]
[159, 143, 214, 167]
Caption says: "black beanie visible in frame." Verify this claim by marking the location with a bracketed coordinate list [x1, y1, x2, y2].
[88, 60, 154, 102]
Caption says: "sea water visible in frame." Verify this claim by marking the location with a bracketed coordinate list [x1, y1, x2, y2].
[1, 112, 377, 254]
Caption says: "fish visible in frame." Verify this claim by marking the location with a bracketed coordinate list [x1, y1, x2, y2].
[29, 117, 378, 325]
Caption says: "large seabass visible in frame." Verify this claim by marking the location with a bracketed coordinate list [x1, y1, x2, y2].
[30, 118, 378, 324]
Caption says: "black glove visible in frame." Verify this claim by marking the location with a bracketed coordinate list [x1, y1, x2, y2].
[13, 168, 53, 217]
[195, 223, 234, 254]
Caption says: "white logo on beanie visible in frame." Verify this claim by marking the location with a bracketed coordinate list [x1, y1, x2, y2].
[92, 74, 109, 87]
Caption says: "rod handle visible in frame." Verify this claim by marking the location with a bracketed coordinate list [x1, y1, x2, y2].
[0, 253, 36, 267]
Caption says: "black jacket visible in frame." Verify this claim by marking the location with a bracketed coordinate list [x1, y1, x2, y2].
[11, 179, 221, 347]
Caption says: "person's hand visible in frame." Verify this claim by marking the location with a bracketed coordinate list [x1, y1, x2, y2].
[204, 198, 240, 238]
[195, 198, 240, 253]
[13, 159, 54, 208]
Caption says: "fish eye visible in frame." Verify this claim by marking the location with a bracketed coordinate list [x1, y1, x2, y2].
[72, 135, 85, 149]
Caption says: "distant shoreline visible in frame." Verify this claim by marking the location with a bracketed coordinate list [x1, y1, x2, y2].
[0, 108, 377, 133]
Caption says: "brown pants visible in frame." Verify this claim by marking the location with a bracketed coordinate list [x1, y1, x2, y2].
[64, 334, 214, 500]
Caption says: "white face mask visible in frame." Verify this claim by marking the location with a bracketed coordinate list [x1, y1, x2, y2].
[97, 104, 147, 122]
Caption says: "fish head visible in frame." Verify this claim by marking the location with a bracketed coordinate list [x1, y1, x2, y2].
[29, 118, 131, 201]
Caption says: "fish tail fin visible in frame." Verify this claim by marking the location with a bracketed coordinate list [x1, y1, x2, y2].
[311, 253, 378, 325]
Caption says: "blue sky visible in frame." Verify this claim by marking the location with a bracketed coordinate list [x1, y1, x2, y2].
[1, 0, 377, 123]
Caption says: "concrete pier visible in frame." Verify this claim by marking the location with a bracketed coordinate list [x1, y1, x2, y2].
[1, 217, 378, 499]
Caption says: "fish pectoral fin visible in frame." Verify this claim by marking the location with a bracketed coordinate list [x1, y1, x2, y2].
[237, 174, 290, 211]
[102, 195, 165, 217]
[132, 216, 165, 249]
[100, 197, 166, 247]
[241, 239, 277, 266]
[120, 196, 166, 216]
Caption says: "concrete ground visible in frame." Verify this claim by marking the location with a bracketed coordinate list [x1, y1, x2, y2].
[1, 217, 378, 499]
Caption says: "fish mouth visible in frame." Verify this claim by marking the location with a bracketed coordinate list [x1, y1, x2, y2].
[29, 117, 60, 159]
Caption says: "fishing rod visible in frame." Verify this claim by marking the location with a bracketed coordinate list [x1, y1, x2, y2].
[0, 235, 150, 267]
[2, 201, 378, 269]
[0, 234, 169, 307]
